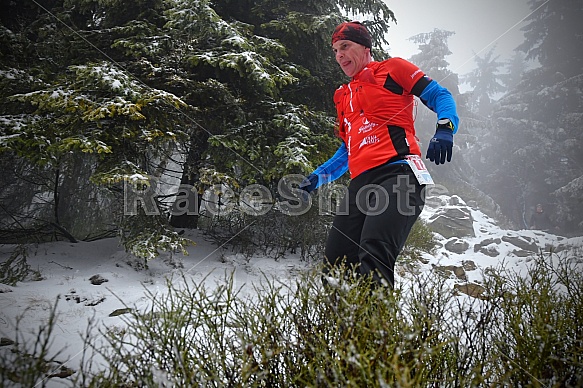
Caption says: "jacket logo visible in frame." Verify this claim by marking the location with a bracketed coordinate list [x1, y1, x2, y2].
[359, 135, 380, 149]
[358, 118, 378, 134]
[343, 117, 352, 134]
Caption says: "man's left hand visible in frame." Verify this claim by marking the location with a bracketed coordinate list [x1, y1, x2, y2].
[426, 119, 454, 165]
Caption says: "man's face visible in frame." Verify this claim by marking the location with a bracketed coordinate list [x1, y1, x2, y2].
[332, 39, 370, 77]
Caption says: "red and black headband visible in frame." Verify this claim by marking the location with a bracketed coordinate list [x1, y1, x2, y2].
[331, 21, 372, 49]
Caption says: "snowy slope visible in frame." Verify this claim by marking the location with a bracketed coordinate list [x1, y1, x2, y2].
[0, 195, 582, 387]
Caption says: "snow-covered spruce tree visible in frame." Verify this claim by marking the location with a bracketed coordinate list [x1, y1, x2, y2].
[474, 0, 583, 232]
[0, 2, 101, 242]
[164, 0, 396, 241]
[404, 29, 506, 222]
[0, 0, 194, 257]
[408, 28, 460, 97]
[0, 0, 398, 257]
[177, 0, 395, 185]
[501, 51, 528, 94]
[456, 47, 508, 223]
[406, 28, 461, 150]
[0, 7, 59, 242]
[462, 47, 506, 117]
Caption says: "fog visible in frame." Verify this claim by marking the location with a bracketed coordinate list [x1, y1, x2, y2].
[385, 0, 532, 85]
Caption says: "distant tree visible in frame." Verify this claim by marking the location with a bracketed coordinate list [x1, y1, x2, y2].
[473, 0, 583, 232]
[502, 51, 528, 92]
[407, 28, 461, 143]
[409, 28, 459, 95]
[405, 29, 469, 188]
[462, 47, 506, 117]
[518, 0, 582, 79]
[402, 29, 505, 222]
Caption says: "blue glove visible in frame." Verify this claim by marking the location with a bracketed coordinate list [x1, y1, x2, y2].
[426, 119, 454, 165]
[299, 174, 318, 193]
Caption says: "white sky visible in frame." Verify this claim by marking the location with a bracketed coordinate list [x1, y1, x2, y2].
[383, 0, 533, 88]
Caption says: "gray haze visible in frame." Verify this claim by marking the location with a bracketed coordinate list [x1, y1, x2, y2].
[384, 0, 532, 89]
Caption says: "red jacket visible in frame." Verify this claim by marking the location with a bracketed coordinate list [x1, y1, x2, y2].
[334, 58, 425, 178]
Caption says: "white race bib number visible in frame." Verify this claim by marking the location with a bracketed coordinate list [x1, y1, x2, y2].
[405, 155, 434, 185]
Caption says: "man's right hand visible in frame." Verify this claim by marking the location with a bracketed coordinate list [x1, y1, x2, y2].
[299, 174, 318, 193]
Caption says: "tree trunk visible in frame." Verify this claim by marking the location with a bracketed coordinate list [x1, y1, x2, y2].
[170, 134, 208, 229]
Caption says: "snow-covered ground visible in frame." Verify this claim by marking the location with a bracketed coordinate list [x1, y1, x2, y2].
[1, 195, 581, 387]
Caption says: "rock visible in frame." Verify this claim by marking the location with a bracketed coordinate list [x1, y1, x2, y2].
[65, 291, 86, 304]
[473, 238, 502, 252]
[433, 265, 467, 281]
[396, 262, 422, 277]
[449, 195, 466, 206]
[425, 195, 448, 208]
[474, 238, 502, 257]
[501, 235, 539, 252]
[478, 246, 500, 257]
[0, 284, 13, 293]
[512, 249, 534, 258]
[89, 274, 108, 285]
[462, 260, 478, 271]
[444, 238, 470, 254]
[454, 283, 487, 299]
[1, 337, 15, 346]
[418, 256, 430, 264]
[109, 308, 132, 317]
[428, 207, 475, 239]
[48, 365, 76, 379]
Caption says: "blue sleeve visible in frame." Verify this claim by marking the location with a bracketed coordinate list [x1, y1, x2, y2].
[311, 142, 349, 188]
[419, 80, 459, 133]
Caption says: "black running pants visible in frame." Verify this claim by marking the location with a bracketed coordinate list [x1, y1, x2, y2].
[324, 162, 425, 287]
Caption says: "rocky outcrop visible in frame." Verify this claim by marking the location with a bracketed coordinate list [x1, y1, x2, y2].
[454, 283, 487, 299]
[501, 235, 539, 253]
[474, 237, 502, 257]
[474, 238, 501, 251]
[445, 238, 470, 254]
[89, 274, 108, 285]
[433, 264, 468, 281]
[428, 206, 475, 239]
[462, 260, 478, 271]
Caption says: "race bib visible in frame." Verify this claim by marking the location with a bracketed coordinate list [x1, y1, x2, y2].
[405, 155, 434, 185]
